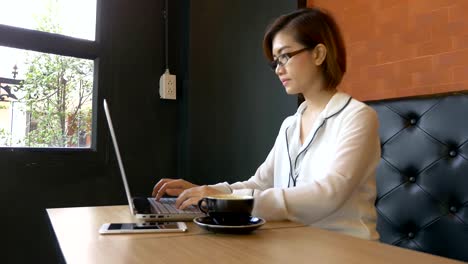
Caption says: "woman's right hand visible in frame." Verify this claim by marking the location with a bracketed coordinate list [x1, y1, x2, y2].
[152, 178, 198, 201]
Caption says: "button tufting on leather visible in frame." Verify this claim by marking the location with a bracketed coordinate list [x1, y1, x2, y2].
[450, 206, 457, 213]
[449, 150, 457, 157]
[369, 93, 468, 262]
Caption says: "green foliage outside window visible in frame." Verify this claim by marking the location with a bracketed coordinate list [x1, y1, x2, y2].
[2, 2, 94, 148]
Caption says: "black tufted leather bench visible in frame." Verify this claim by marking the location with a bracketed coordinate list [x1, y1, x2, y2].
[367, 92, 468, 262]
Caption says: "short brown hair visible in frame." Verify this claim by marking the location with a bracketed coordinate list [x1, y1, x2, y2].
[263, 8, 346, 89]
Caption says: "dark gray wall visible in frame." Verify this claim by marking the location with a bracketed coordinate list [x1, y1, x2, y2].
[0, 1, 298, 263]
[180, 0, 298, 184]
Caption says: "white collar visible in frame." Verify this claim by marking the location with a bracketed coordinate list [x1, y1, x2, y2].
[295, 92, 352, 120]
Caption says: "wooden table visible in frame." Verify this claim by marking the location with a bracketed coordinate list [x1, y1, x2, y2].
[47, 205, 465, 264]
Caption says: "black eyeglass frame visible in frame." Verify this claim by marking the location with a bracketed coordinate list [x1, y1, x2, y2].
[269, 47, 311, 71]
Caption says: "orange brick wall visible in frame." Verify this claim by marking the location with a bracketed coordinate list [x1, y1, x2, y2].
[307, 0, 468, 100]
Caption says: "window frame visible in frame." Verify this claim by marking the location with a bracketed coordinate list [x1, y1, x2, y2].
[0, 0, 101, 152]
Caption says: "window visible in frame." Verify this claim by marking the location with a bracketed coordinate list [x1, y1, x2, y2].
[0, 0, 96, 41]
[0, 0, 98, 148]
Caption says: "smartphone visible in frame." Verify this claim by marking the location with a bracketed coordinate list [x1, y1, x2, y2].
[99, 222, 187, 234]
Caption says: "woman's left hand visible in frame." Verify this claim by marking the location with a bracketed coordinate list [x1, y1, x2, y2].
[176, 185, 224, 210]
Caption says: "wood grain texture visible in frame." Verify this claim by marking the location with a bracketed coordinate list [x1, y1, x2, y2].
[48, 206, 465, 264]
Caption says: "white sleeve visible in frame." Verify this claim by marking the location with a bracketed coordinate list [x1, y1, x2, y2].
[240, 107, 380, 222]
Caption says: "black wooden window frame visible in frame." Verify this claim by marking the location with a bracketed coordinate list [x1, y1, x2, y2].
[0, 0, 101, 153]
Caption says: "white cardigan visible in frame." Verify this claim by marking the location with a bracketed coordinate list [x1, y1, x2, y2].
[211, 92, 381, 240]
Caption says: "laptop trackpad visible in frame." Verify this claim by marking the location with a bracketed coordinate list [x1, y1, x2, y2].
[133, 197, 151, 214]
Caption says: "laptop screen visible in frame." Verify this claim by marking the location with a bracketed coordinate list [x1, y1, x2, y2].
[103, 99, 136, 215]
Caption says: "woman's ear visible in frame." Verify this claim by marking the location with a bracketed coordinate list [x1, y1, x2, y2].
[313, 44, 327, 66]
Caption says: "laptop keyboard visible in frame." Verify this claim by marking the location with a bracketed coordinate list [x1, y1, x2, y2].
[148, 198, 200, 214]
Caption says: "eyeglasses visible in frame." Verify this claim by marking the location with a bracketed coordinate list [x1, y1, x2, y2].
[269, 47, 311, 71]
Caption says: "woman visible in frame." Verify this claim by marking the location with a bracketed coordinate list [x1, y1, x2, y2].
[152, 8, 381, 240]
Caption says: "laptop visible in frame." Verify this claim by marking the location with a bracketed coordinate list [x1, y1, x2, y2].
[103, 99, 204, 221]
